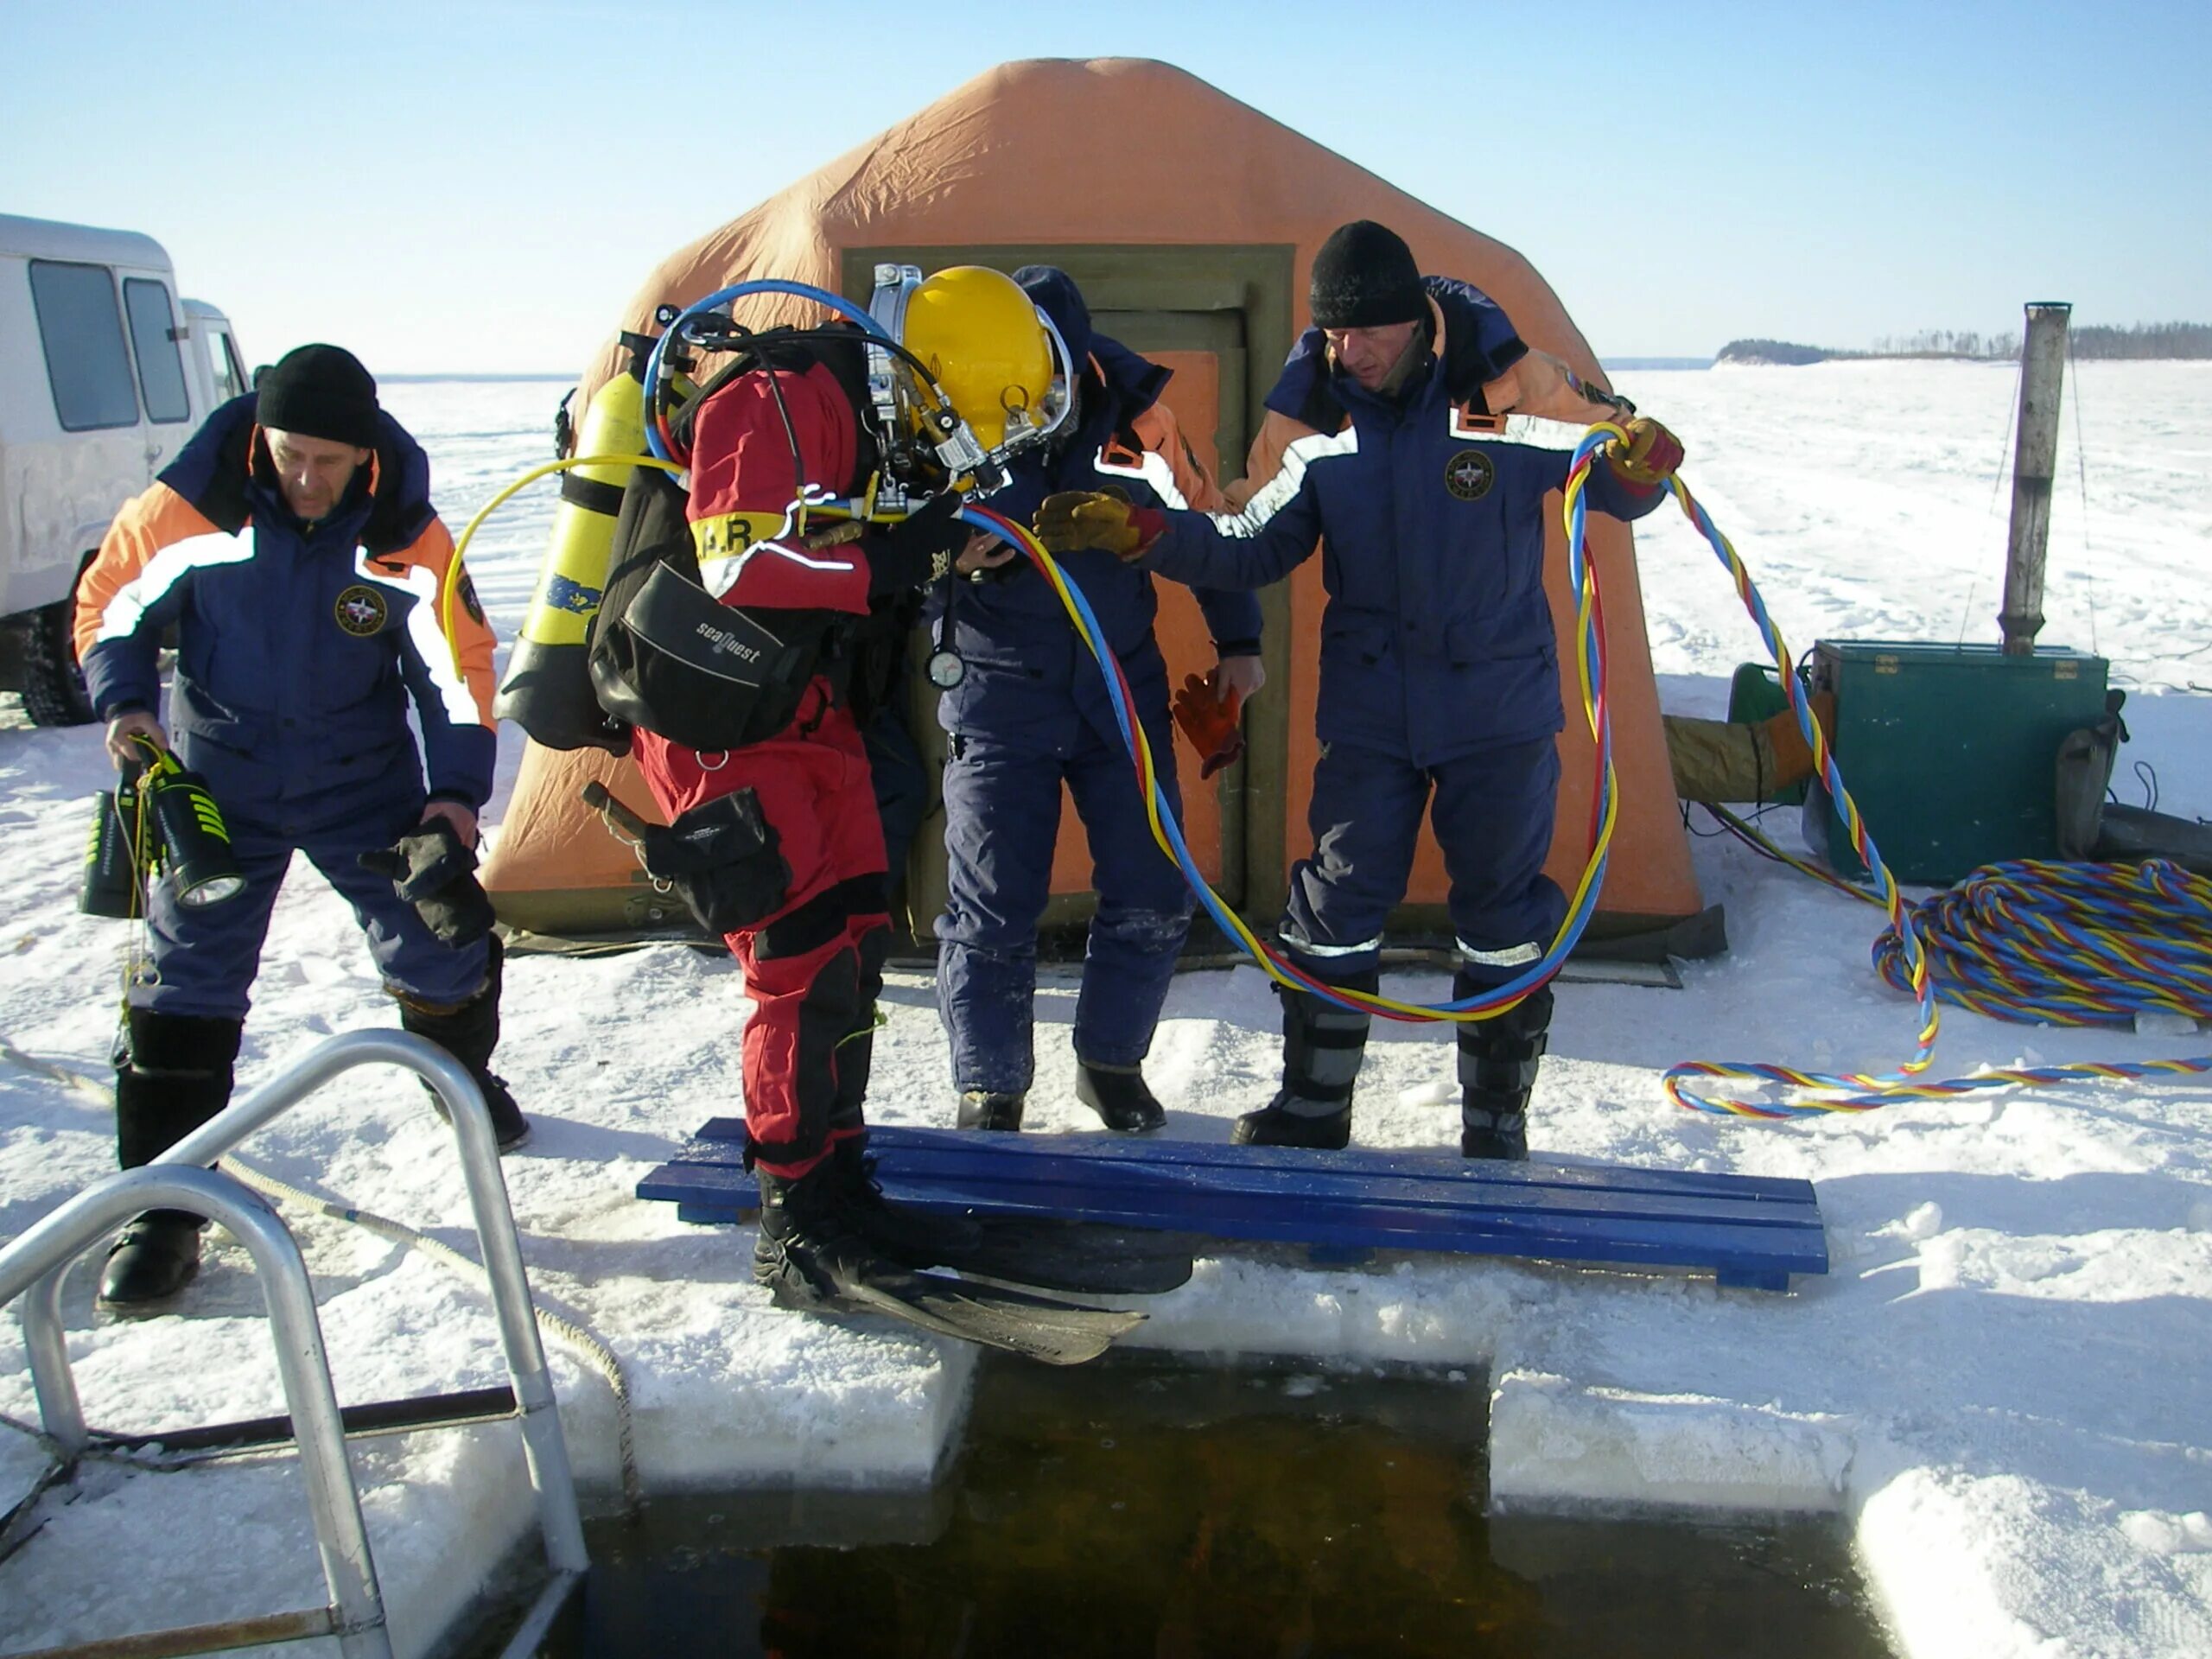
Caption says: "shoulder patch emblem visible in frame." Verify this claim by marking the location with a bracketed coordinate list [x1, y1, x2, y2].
[334, 584, 389, 637]
[456, 571, 486, 626]
[1444, 448, 1496, 501]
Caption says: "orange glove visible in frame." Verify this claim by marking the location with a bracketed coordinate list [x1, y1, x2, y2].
[1033, 491, 1166, 561]
[1607, 416, 1685, 489]
[1172, 670, 1245, 779]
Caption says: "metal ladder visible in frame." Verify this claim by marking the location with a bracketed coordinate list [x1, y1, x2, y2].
[0, 1031, 589, 1659]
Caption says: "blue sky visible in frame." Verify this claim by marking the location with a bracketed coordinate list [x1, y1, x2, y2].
[4, 1, 2205, 372]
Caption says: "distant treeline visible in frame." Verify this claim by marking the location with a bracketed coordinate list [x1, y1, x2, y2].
[1718, 322, 2212, 365]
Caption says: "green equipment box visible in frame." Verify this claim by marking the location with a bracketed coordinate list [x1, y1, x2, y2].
[1803, 641, 2108, 885]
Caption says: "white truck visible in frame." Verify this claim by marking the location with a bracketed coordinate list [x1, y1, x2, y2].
[0, 214, 248, 724]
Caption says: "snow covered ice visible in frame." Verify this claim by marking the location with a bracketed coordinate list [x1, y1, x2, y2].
[3, 361, 2210, 1656]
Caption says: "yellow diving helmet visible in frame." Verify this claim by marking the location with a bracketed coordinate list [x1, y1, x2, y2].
[865, 263, 1070, 494]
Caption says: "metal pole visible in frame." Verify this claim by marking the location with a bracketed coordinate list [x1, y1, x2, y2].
[0, 1166, 394, 1659]
[1999, 301, 2072, 654]
[22, 1263, 86, 1459]
[157, 1029, 589, 1573]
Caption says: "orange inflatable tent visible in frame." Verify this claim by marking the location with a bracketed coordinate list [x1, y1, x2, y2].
[484, 56, 1719, 959]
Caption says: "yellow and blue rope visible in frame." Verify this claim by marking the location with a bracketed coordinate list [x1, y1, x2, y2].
[1650, 466, 2211, 1115]
[957, 496, 1619, 1025]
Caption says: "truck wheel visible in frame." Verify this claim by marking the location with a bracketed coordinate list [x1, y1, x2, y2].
[19, 597, 96, 727]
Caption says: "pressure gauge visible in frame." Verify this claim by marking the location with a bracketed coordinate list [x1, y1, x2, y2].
[925, 649, 966, 690]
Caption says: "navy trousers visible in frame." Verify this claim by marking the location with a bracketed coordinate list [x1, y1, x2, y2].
[1282, 735, 1566, 986]
[132, 741, 487, 1020]
[936, 705, 1193, 1094]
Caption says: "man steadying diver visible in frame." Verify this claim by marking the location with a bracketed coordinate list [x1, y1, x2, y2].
[587, 268, 1191, 1362]
[1034, 221, 1684, 1160]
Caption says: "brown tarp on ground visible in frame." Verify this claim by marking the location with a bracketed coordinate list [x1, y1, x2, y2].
[483, 56, 1712, 953]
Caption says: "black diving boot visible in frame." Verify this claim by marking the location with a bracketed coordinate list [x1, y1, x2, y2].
[957, 1090, 1027, 1132]
[829, 1134, 984, 1266]
[1230, 969, 1377, 1150]
[1458, 982, 1554, 1161]
[99, 1008, 242, 1307]
[398, 934, 530, 1152]
[1074, 1061, 1166, 1133]
[753, 1160, 887, 1309]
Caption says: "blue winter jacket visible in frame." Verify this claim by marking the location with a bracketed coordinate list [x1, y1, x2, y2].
[926, 270, 1262, 755]
[1141, 277, 1663, 767]
[76, 396, 499, 813]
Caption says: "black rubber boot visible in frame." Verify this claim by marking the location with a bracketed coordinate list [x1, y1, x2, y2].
[957, 1090, 1027, 1132]
[1230, 1098, 1353, 1149]
[1074, 1061, 1166, 1133]
[99, 1214, 206, 1306]
[100, 1008, 242, 1307]
[1458, 981, 1554, 1161]
[1231, 970, 1376, 1150]
[397, 934, 530, 1152]
[829, 1133, 982, 1265]
[753, 1160, 883, 1308]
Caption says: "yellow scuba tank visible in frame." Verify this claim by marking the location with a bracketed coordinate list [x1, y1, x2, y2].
[493, 333, 655, 752]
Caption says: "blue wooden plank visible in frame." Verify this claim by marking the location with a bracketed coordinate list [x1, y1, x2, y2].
[652, 1179, 1819, 1282]
[679, 1116, 1818, 1205]
[644, 1118, 1829, 1290]
[636, 1160, 1826, 1281]
[661, 1136, 1816, 1233]
[875, 1148, 1817, 1232]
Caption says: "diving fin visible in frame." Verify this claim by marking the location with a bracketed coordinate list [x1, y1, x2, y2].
[757, 1161, 1145, 1364]
[902, 1218, 1199, 1298]
[827, 1266, 1145, 1367]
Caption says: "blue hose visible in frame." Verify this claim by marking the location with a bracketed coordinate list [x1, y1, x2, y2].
[642, 281, 887, 463]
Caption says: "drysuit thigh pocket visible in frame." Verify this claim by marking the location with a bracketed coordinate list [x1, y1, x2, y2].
[640, 788, 792, 933]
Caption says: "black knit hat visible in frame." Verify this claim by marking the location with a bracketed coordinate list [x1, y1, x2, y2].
[1308, 221, 1426, 329]
[257, 344, 380, 448]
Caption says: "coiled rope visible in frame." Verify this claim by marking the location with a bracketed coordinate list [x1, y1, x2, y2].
[1649, 476, 2212, 1116]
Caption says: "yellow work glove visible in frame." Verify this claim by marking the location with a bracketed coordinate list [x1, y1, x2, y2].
[1033, 492, 1164, 562]
[1607, 416, 1685, 489]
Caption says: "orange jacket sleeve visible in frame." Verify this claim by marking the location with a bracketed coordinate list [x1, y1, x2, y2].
[73, 482, 224, 715]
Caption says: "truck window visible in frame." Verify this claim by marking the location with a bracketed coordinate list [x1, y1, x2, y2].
[124, 278, 192, 423]
[29, 260, 139, 431]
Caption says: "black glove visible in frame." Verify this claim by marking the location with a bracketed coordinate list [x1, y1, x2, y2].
[639, 789, 791, 934]
[359, 820, 496, 948]
[864, 491, 969, 594]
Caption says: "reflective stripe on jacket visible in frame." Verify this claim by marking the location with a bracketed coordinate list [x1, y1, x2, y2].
[74, 397, 497, 808]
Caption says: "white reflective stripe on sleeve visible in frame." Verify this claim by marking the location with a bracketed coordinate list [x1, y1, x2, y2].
[701, 539, 858, 601]
[354, 550, 484, 728]
[1090, 448, 1190, 510]
[1457, 938, 1542, 968]
[93, 530, 253, 643]
[1205, 426, 1358, 539]
[1290, 933, 1383, 958]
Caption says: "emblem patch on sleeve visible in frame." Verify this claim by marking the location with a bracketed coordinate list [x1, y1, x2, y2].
[334, 585, 389, 636]
[1444, 449, 1496, 501]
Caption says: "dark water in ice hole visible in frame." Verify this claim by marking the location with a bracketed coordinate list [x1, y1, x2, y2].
[487, 1353, 1892, 1658]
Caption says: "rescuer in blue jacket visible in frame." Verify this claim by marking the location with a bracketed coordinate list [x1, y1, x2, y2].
[75, 345, 518, 1303]
[931, 266, 1264, 1135]
[1033, 223, 1683, 1159]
